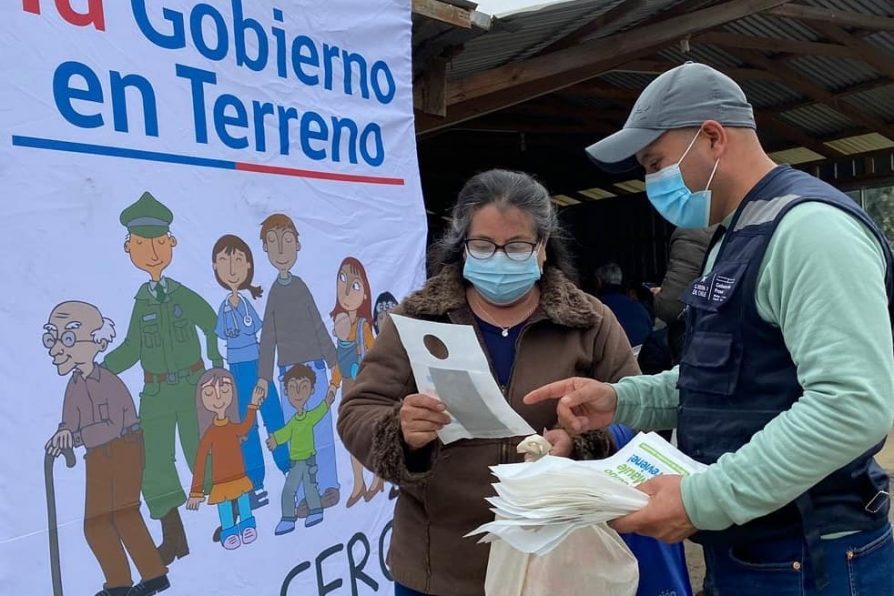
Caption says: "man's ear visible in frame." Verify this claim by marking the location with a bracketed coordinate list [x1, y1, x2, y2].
[701, 120, 728, 158]
[169, 235, 178, 248]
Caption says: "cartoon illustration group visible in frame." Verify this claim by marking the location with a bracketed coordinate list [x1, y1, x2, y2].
[42, 192, 400, 596]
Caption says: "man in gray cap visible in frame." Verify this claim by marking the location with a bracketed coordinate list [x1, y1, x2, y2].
[527, 63, 894, 593]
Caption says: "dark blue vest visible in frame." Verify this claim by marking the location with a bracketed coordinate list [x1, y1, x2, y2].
[678, 166, 893, 557]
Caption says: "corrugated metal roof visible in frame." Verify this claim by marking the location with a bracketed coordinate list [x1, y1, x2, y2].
[447, 0, 683, 79]
[421, 0, 894, 162]
[865, 31, 894, 56]
[786, 55, 881, 90]
[739, 79, 803, 109]
[580, 187, 617, 200]
[723, 13, 820, 41]
[660, 45, 741, 68]
[447, 0, 628, 78]
[597, 71, 656, 89]
[844, 85, 894, 123]
[779, 104, 858, 137]
[768, 147, 825, 165]
[809, 0, 894, 18]
[825, 133, 894, 155]
[614, 179, 646, 193]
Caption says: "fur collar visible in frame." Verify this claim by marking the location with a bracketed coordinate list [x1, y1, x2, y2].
[398, 264, 601, 329]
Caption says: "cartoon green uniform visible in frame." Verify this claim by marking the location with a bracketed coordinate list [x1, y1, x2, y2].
[103, 192, 222, 562]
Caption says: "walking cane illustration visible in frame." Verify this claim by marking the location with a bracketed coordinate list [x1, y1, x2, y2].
[45, 448, 76, 596]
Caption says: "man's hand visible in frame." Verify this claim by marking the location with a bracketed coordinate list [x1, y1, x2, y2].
[45, 430, 73, 458]
[186, 496, 203, 511]
[523, 378, 618, 433]
[650, 286, 662, 297]
[401, 394, 450, 451]
[254, 378, 269, 402]
[610, 475, 696, 543]
[325, 384, 337, 406]
[266, 435, 278, 451]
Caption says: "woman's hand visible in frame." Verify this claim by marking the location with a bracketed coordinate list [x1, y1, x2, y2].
[400, 394, 450, 450]
[542, 428, 573, 458]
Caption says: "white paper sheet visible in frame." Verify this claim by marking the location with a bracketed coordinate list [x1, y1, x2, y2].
[390, 314, 536, 443]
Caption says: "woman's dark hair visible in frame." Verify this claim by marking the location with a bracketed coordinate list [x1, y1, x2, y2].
[373, 291, 399, 335]
[212, 235, 263, 300]
[428, 169, 577, 283]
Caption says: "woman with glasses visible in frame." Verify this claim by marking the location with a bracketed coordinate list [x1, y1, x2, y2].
[337, 169, 642, 596]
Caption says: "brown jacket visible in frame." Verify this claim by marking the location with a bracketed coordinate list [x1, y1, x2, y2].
[337, 264, 640, 596]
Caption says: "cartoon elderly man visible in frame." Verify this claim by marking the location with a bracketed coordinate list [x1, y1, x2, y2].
[44, 301, 169, 596]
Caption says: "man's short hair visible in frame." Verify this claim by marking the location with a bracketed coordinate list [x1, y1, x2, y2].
[260, 214, 298, 243]
[595, 263, 623, 286]
[283, 363, 316, 389]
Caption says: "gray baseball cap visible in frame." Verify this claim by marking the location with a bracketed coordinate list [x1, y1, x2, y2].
[586, 62, 755, 172]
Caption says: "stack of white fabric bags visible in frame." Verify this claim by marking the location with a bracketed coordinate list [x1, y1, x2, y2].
[469, 432, 706, 596]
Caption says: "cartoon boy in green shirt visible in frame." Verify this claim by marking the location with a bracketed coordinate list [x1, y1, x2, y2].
[266, 363, 334, 535]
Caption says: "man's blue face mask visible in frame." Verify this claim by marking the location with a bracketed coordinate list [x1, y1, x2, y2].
[644, 130, 720, 229]
[462, 245, 542, 306]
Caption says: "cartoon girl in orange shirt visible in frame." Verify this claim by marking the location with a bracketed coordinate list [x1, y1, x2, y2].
[186, 369, 264, 550]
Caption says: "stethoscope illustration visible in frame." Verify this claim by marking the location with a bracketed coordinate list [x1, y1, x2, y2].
[225, 295, 253, 337]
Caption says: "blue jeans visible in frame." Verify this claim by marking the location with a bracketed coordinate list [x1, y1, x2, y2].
[230, 359, 291, 486]
[280, 360, 340, 498]
[217, 493, 252, 531]
[702, 523, 894, 595]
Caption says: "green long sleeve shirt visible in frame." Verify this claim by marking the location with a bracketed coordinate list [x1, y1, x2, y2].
[613, 202, 894, 533]
[273, 402, 330, 462]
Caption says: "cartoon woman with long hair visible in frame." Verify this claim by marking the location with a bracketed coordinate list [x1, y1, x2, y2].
[186, 368, 264, 550]
[327, 257, 385, 506]
[212, 235, 290, 508]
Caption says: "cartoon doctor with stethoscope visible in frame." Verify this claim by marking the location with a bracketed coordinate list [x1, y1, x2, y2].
[211, 234, 291, 509]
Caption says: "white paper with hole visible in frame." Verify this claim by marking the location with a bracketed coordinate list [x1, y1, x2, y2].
[390, 314, 536, 443]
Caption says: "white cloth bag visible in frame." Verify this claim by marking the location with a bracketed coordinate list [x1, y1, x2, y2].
[484, 522, 639, 596]
[483, 436, 640, 596]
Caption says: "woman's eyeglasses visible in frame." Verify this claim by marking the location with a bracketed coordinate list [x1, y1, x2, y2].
[465, 239, 539, 261]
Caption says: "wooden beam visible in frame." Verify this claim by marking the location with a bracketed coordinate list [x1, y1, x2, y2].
[412, 0, 471, 29]
[807, 22, 894, 80]
[561, 82, 642, 101]
[448, 120, 619, 136]
[754, 113, 845, 158]
[731, 48, 894, 141]
[414, 57, 448, 116]
[446, 0, 793, 105]
[769, 4, 894, 32]
[694, 31, 858, 58]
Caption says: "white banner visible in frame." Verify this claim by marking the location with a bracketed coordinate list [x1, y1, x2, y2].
[0, 1, 426, 594]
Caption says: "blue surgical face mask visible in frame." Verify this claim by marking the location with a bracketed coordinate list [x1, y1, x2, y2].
[644, 131, 719, 229]
[463, 246, 542, 306]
